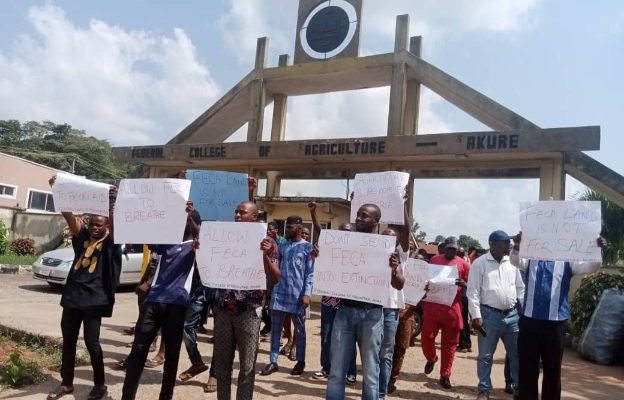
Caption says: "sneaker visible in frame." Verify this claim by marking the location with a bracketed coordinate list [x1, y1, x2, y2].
[424, 356, 438, 375]
[313, 370, 328, 380]
[476, 391, 490, 400]
[345, 374, 356, 386]
[439, 376, 452, 389]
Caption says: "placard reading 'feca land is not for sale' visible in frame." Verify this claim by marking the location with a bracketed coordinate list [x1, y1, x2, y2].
[113, 179, 191, 244]
[187, 170, 248, 221]
[312, 229, 396, 306]
[52, 172, 111, 217]
[350, 171, 410, 225]
[195, 221, 268, 290]
[519, 201, 602, 263]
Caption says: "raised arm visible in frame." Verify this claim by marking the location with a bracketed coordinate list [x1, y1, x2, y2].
[399, 186, 411, 253]
[389, 253, 405, 290]
[108, 185, 117, 239]
[49, 175, 81, 236]
[261, 238, 280, 283]
[248, 176, 257, 202]
[308, 201, 322, 244]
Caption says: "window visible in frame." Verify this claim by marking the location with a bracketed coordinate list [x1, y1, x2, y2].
[27, 189, 55, 212]
[0, 183, 17, 199]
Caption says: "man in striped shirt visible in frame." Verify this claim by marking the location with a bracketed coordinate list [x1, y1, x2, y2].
[510, 232, 605, 400]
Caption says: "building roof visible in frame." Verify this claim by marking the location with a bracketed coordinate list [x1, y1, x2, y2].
[0, 151, 59, 172]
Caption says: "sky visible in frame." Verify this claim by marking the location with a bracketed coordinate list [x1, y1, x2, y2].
[1, 0, 622, 245]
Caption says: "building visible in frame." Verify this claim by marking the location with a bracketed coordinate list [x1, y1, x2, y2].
[0, 152, 64, 252]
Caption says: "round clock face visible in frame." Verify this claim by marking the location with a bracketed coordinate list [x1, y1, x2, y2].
[300, 0, 358, 59]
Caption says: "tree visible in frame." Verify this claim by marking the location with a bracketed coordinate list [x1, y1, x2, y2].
[434, 235, 445, 243]
[416, 231, 427, 242]
[411, 222, 426, 242]
[0, 120, 135, 180]
[577, 189, 624, 265]
[458, 234, 483, 250]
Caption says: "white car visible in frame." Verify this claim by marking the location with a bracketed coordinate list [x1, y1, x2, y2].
[32, 245, 144, 287]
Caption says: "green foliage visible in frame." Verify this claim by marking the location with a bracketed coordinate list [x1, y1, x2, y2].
[434, 235, 445, 243]
[0, 351, 44, 388]
[458, 234, 483, 250]
[415, 231, 427, 242]
[0, 252, 37, 265]
[570, 271, 624, 340]
[9, 238, 35, 256]
[0, 219, 9, 255]
[0, 119, 135, 180]
[576, 189, 624, 266]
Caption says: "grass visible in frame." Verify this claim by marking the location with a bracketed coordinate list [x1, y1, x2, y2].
[0, 252, 36, 265]
[0, 327, 64, 390]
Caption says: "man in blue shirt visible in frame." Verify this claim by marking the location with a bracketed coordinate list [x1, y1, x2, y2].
[260, 215, 314, 376]
[121, 206, 199, 400]
[510, 232, 605, 400]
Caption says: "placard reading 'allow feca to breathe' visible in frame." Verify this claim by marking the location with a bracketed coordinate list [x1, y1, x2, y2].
[519, 201, 602, 263]
[350, 171, 410, 225]
[52, 172, 111, 217]
[187, 170, 248, 221]
[114, 179, 191, 244]
[312, 229, 396, 306]
[195, 221, 268, 290]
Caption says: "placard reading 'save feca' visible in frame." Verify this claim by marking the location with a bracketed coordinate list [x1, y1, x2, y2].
[312, 229, 396, 306]
[114, 178, 191, 244]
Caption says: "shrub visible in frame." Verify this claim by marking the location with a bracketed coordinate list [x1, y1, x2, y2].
[570, 271, 624, 340]
[9, 237, 35, 256]
[0, 351, 44, 388]
[0, 219, 9, 255]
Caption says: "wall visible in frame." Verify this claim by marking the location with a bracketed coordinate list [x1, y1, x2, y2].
[0, 152, 58, 210]
[0, 208, 65, 254]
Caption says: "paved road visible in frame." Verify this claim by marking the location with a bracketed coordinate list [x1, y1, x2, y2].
[0, 274, 622, 399]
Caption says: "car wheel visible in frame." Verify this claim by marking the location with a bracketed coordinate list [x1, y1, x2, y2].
[47, 282, 64, 289]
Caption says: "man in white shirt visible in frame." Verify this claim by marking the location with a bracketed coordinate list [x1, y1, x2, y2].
[467, 230, 524, 400]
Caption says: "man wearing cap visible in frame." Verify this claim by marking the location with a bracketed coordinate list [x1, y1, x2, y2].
[260, 215, 314, 377]
[421, 236, 470, 389]
[467, 230, 524, 400]
[510, 232, 605, 400]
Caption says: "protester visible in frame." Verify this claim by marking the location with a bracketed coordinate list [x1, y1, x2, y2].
[260, 215, 314, 376]
[267, 221, 287, 245]
[311, 204, 357, 385]
[46, 176, 120, 400]
[378, 196, 410, 399]
[511, 232, 605, 400]
[121, 205, 200, 400]
[211, 200, 280, 400]
[326, 204, 405, 400]
[467, 230, 524, 400]
[421, 236, 470, 389]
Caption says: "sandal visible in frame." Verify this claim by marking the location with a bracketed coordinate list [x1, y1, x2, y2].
[279, 343, 292, 355]
[145, 357, 165, 368]
[288, 351, 297, 362]
[47, 385, 73, 400]
[203, 376, 217, 393]
[179, 363, 209, 382]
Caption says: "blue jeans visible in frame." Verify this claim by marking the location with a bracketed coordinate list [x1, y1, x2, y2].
[320, 305, 357, 376]
[183, 285, 216, 365]
[379, 308, 399, 398]
[270, 310, 306, 363]
[477, 306, 519, 393]
[326, 306, 383, 400]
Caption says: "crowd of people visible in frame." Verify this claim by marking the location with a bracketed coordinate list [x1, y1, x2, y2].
[45, 175, 604, 400]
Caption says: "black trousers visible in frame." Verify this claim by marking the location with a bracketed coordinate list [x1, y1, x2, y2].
[121, 302, 187, 400]
[518, 315, 566, 400]
[459, 294, 472, 349]
[60, 307, 104, 386]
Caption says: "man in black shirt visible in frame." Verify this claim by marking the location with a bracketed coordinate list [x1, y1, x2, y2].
[47, 175, 121, 400]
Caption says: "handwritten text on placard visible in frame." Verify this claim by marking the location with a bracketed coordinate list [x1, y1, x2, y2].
[52, 172, 110, 217]
[350, 171, 410, 225]
[312, 230, 396, 305]
[188, 170, 248, 221]
[519, 201, 602, 262]
[403, 261, 458, 306]
[196, 221, 267, 290]
[114, 179, 191, 244]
